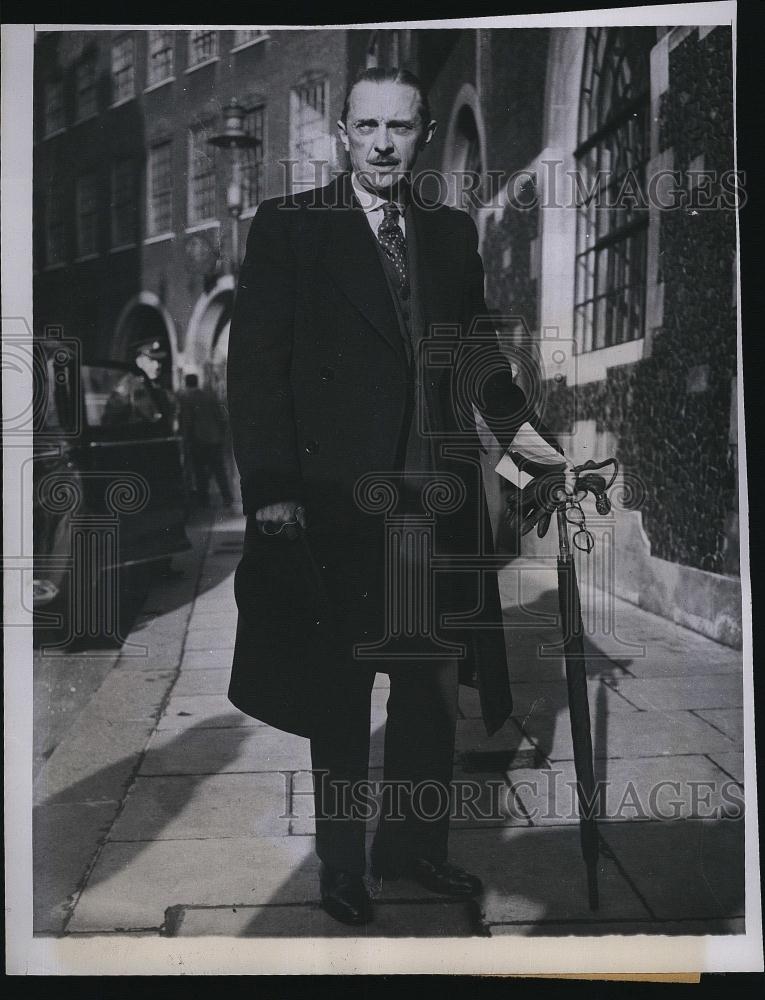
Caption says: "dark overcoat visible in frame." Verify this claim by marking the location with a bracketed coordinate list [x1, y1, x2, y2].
[227, 173, 533, 739]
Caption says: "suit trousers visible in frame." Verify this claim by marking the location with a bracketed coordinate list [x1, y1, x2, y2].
[310, 657, 459, 876]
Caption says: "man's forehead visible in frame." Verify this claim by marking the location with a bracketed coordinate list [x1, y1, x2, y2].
[347, 80, 421, 120]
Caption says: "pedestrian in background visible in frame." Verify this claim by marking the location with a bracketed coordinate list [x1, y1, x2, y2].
[179, 373, 233, 508]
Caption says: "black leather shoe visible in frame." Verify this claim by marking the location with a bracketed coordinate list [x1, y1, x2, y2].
[319, 864, 374, 925]
[405, 859, 483, 897]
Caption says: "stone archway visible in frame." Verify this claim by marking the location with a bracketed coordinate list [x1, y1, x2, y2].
[183, 277, 239, 504]
[184, 276, 236, 399]
[441, 84, 488, 236]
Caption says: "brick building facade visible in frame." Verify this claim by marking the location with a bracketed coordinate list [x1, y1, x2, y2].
[34, 28, 350, 394]
[33, 25, 741, 645]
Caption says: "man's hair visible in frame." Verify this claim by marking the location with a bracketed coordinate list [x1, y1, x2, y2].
[340, 67, 431, 126]
[185, 373, 199, 388]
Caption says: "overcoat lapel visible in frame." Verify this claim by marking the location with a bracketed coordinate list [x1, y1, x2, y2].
[409, 199, 464, 334]
[319, 174, 407, 362]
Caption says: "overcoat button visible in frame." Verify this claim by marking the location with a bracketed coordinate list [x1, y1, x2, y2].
[305, 440, 320, 454]
[320, 366, 335, 381]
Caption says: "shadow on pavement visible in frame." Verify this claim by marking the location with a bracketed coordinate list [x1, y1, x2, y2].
[35, 573, 746, 938]
[34, 714, 246, 933]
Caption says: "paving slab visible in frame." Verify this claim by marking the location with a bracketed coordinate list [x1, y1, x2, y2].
[455, 718, 536, 759]
[119, 640, 185, 668]
[81, 667, 175, 723]
[179, 648, 234, 670]
[33, 801, 117, 934]
[173, 667, 232, 696]
[509, 755, 744, 825]
[498, 565, 740, 668]
[447, 826, 650, 926]
[518, 709, 739, 762]
[191, 580, 236, 611]
[706, 752, 745, 784]
[109, 772, 292, 841]
[460, 680, 635, 723]
[504, 633, 568, 682]
[607, 676, 743, 712]
[600, 818, 745, 921]
[184, 627, 237, 652]
[34, 717, 156, 806]
[68, 835, 319, 932]
[186, 610, 239, 629]
[611, 654, 742, 678]
[159, 693, 264, 730]
[139, 724, 313, 776]
[132, 607, 194, 638]
[172, 899, 477, 937]
[693, 709, 744, 746]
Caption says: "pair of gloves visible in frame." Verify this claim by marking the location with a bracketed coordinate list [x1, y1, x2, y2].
[502, 452, 574, 539]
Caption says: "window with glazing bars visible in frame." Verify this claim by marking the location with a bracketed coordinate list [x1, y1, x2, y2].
[233, 29, 266, 47]
[188, 30, 218, 66]
[147, 141, 173, 236]
[45, 179, 66, 265]
[573, 27, 655, 352]
[76, 172, 99, 257]
[111, 35, 135, 104]
[289, 80, 330, 191]
[147, 30, 174, 85]
[242, 107, 265, 211]
[43, 77, 65, 135]
[75, 54, 97, 121]
[188, 125, 217, 224]
[111, 159, 137, 247]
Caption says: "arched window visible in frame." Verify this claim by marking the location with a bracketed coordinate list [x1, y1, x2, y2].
[574, 27, 655, 352]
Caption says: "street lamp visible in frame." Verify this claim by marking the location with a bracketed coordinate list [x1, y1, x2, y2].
[208, 99, 260, 272]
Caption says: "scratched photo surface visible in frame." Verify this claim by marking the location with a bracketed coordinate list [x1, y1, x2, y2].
[6, 10, 758, 975]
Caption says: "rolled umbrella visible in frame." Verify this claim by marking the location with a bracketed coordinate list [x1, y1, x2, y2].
[503, 457, 617, 910]
[556, 505, 600, 911]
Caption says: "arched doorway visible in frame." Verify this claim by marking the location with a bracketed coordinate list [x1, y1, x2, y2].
[184, 277, 239, 505]
[441, 84, 487, 231]
[208, 319, 229, 402]
[184, 276, 235, 399]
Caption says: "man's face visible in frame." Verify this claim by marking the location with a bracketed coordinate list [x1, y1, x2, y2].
[136, 354, 161, 381]
[338, 80, 436, 197]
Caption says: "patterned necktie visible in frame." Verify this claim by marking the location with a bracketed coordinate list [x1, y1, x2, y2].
[376, 203, 408, 288]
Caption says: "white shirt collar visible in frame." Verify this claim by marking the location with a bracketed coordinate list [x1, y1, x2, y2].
[350, 172, 405, 218]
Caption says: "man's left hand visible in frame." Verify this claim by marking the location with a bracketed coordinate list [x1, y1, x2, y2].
[505, 462, 576, 539]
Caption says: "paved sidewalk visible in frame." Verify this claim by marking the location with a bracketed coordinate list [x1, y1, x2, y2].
[33, 512, 746, 938]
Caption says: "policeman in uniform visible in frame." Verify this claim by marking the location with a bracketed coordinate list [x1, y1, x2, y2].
[102, 339, 175, 430]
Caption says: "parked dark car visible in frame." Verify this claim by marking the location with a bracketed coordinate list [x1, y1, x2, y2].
[33, 340, 191, 646]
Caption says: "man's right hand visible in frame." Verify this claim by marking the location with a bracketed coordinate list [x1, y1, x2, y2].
[254, 500, 307, 539]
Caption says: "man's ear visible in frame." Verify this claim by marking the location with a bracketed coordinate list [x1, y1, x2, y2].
[423, 119, 438, 146]
[336, 119, 350, 152]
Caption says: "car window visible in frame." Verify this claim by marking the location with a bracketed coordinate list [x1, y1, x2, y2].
[86, 366, 164, 429]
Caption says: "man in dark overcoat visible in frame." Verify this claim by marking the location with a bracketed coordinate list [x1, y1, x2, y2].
[227, 67, 571, 925]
